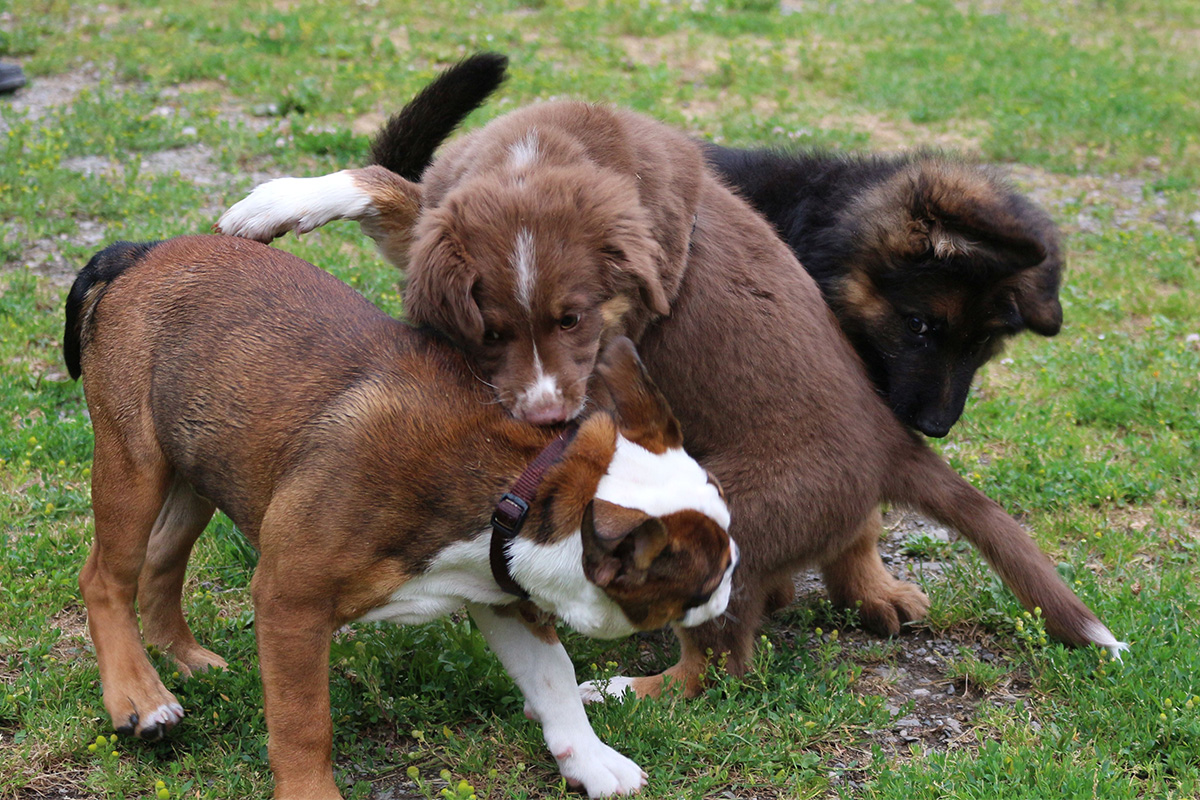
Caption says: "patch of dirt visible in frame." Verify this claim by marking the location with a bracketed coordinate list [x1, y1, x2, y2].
[0, 65, 104, 129]
[5, 68, 294, 283]
[1007, 162, 1198, 238]
[787, 509, 1039, 778]
[0, 764, 102, 800]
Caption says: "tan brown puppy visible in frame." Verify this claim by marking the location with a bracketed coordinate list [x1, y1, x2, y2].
[66, 235, 735, 798]
[217, 101, 1125, 702]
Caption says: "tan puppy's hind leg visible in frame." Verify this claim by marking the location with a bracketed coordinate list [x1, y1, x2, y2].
[821, 507, 930, 636]
[80, 433, 184, 741]
[137, 477, 225, 677]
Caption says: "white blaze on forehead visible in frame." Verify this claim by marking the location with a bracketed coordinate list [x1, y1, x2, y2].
[509, 131, 539, 169]
[594, 436, 731, 530]
[512, 228, 536, 312]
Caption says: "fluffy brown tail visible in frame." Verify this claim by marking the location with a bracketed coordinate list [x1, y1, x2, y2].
[887, 439, 1126, 655]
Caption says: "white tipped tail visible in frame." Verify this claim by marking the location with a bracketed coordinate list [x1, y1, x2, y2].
[1084, 620, 1130, 661]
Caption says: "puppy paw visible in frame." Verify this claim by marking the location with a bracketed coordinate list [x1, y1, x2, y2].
[578, 676, 634, 704]
[555, 738, 646, 798]
[171, 645, 228, 679]
[854, 579, 930, 636]
[215, 172, 371, 243]
[110, 697, 185, 741]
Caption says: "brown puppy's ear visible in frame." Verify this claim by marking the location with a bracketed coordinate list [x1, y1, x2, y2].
[604, 215, 671, 317]
[405, 214, 485, 343]
[353, 166, 424, 271]
[581, 499, 670, 588]
[595, 336, 683, 453]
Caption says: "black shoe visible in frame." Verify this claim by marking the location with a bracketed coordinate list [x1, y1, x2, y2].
[0, 63, 27, 94]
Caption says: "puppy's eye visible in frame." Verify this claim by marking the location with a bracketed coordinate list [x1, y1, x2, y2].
[483, 329, 502, 344]
[559, 313, 580, 331]
[906, 316, 929, 336]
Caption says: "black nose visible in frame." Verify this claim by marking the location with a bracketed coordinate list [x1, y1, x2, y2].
[914, 415, 953, 438]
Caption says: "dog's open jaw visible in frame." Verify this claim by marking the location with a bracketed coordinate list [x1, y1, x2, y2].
[361, 431, 736, 641]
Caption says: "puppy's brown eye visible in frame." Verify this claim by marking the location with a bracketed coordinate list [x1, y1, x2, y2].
[559, 314, 580, 331]
[906, 316, 928, 336]
[483, 329, 502, 343]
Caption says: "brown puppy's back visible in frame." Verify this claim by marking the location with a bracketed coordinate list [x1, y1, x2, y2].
[81, 236, 541, 559]
[640, 173, 1105, 648]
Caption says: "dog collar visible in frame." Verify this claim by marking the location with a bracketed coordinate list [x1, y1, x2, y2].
[490, 424, 579, 599]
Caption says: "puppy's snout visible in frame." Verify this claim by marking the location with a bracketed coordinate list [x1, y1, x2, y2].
[522, 403, 575, 426]
[515, 377, 582, 426]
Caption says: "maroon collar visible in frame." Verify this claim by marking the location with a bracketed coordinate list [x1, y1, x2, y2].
[490, 424, 579, 599]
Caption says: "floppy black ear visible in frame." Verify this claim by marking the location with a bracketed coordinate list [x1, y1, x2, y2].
[405, 214, 484, 342]
[595, 336, 683, 451]
[581, 499, 670, 588]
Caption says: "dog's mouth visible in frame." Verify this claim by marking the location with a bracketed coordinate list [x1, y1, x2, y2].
[510, 390, 587, 426]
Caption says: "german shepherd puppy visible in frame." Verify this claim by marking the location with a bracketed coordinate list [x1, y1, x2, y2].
[353, 52, 1063, 439]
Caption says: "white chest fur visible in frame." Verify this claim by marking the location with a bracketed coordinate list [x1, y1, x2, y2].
[356, 531, 513, 626]
[355, 433, 734, 639]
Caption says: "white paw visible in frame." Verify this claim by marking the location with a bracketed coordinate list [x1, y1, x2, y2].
[216, 172, 371, 242]
[578, 676, 634, 704]
[143, 702, 185, 729]
[555, 738, 646, 798]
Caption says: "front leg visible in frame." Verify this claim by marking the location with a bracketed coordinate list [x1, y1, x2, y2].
[466, 603, 646, 798]
[215, 166, 421, 270]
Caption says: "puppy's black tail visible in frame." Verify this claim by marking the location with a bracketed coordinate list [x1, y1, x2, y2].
[369, 52, 508, 181]
[64, 240, 160, 379]
[886, 439, 1127, 656]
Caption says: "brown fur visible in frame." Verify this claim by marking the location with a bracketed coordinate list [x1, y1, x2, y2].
[221, 101, 1118, 697]
[67, 235, 731, 796]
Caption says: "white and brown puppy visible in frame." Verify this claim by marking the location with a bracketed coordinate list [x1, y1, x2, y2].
[65, 235, 735, 799]
[217, 100, 1125, 702]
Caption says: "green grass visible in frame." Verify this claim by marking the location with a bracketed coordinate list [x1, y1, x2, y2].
[2, 0, 1199, 798]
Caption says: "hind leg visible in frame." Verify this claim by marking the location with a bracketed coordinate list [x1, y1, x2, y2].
[137, 477, 225, 677]
[821, 507, 929, 636]
[79, 436, 184, 740]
